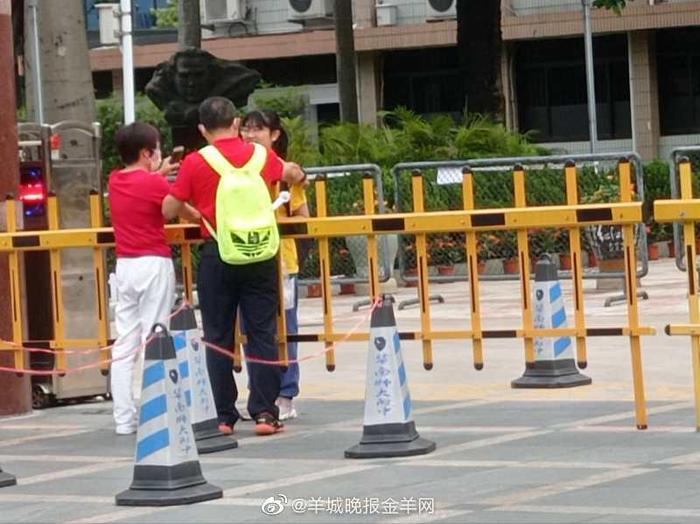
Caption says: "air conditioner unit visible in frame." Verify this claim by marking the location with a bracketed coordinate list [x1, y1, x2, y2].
[95, 3, 119, 46]
[426, 0, 456, 21]
[200, 0, 244, 24]
[288, 0, 334, 22]
[376, 3, 398, 27]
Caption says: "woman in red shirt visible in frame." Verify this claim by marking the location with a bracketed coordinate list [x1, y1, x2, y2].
[108, 122, 198, 435]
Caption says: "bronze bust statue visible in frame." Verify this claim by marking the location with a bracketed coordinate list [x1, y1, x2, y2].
[145, 48, 261, 149]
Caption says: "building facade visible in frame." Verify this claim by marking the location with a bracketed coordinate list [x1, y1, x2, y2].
[86, 0, 700, 159]
[502, 0, 700, 159]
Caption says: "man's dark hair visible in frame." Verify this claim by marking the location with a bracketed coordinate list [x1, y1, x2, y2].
[199, 96, 236, 131]
[115, 122, 160, 165]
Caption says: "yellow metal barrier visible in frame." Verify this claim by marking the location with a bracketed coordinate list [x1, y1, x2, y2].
[0, 158, 654, 428]
[281, 159, 653, 429]
[654, 156, 700, 429]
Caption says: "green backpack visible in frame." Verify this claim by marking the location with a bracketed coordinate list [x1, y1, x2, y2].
[199, 143, 280, 265]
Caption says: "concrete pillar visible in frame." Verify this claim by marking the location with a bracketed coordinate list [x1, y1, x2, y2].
[357, 51, 379, 125]
[0, 0, 32, 416]
[628, 30, 660, 160]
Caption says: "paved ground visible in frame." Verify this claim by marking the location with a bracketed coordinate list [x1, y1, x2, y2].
[1, 257, 699, 523]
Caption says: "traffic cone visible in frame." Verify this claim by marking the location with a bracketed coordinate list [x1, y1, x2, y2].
[0, 466, 16, 488]
[170, 305, 237, 454]
[512, 256, 592, 388]
[115, 324, 222, 506]
[345, 297, 435, 458]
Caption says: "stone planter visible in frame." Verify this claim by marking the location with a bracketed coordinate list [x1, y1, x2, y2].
[346, 234, 399, 281]
[484, 258, 504, 275]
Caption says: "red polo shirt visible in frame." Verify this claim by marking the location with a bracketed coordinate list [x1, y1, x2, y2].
[170, 136, 284, 238]
[109, 168, 171, 258]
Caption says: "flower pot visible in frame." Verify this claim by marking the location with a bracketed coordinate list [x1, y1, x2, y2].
[559, 254, 572, 270]
[306, 283, 322, 298]
[477, 260, 486, 275]
[503, 258, 519, 274]
[340, 283, 355, 295]
[437, 265, 455, 276]
[587, 252, 598, 268]
[647, 243, 660, 261]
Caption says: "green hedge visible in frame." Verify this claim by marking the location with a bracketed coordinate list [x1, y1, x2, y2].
[96, 99, 675, 246]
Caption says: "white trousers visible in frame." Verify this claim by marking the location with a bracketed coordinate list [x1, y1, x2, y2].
[111, 256, 175, 430]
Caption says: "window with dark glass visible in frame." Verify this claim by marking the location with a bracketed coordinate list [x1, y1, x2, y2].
[657, 28, 700, 135]
[515, 35, 631, 142]
[383, 48, 467, 118]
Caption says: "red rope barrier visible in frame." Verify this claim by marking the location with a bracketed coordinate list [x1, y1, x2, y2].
[201, 297, 380, 366]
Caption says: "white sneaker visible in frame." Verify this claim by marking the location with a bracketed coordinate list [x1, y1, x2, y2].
[115, 424, 137, 435]
[276, 397, 297, 421]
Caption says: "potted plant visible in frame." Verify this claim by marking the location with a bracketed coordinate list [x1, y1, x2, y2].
[477, 234, 504, 275]
[429, 235, 463, 276]
[530, 228, 559, 269]
[646, 224, 660, 261]
[331, 244, 356, 294]
[647, 222, 672, 260]
[500, 231, 519, 274]
[551, 230, 570, 269]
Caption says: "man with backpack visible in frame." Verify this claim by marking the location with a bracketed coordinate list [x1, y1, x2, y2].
[162, 97, 307, 436]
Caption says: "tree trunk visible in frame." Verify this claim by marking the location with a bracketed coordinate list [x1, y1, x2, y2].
[178, 0, 201, 49]
[23, 0, 105, 402]
[456, 0, 503, 118]
[24, 0, 95, 126]
[333, 0, 358, 123]
[0, 0, 32, 416]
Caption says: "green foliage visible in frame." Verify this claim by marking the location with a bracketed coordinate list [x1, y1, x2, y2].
[249, 86, 307, 119]
[96, 94, 171, 183]
[282, 115, 320, 166]
[153, 0, 178, 28]
[593, 0, 632, 13]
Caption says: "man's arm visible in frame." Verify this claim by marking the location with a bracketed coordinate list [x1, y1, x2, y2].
[281, 161, 308, 187]
[162, 194, 186, 220]
[179, 203, 201, 223]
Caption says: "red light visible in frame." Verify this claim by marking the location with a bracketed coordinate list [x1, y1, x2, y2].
[19, 182, 47, 204]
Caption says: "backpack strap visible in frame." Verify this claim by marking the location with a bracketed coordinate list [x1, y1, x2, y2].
[197, 146, 231, 242]
[199, 145, 233, 176]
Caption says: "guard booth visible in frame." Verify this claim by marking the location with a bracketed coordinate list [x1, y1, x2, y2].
[17, 122, 110, 408]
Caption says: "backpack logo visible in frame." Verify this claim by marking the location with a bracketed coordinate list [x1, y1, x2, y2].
[230, 229, 273, 258]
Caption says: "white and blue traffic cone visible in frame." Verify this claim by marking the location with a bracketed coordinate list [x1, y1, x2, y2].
[0, 465, 16, 488]
[170, 305, 237, 454]
[115, 324, 222, 506]
[512, 256, 592, 388]
[345, 297, 435, 458]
